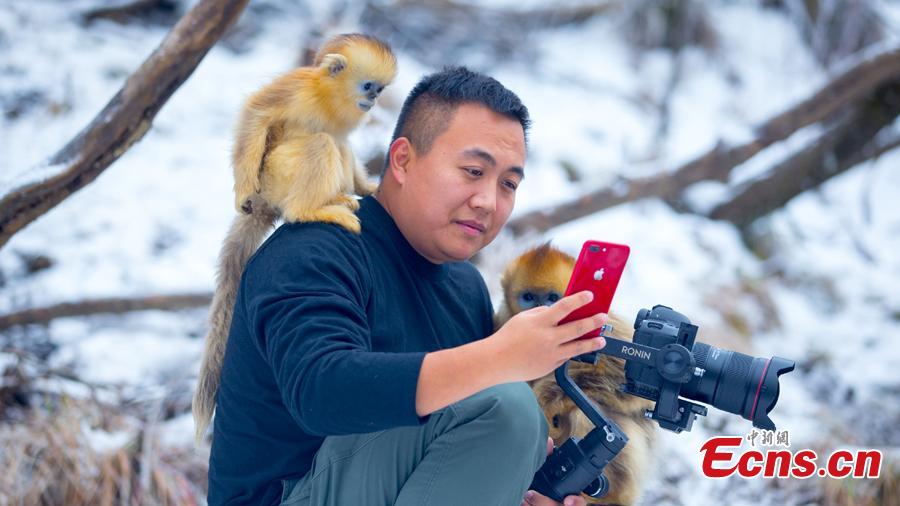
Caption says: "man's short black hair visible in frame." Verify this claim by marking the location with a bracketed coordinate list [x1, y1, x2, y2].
[383, 67, 530, 176]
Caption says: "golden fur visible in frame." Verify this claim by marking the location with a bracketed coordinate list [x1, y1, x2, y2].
[232, 33, 396, 231]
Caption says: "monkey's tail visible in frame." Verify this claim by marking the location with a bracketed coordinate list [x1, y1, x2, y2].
[192, 200, 279, 445]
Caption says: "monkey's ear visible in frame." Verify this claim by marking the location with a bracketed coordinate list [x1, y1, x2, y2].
[319, 53, 348, 77]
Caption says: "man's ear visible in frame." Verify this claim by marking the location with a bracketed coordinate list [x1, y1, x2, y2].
[387, 137, 414, 185]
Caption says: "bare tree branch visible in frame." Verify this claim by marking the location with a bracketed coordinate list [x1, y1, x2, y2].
[0, 294, 212, 331]
[81, 0, 179, 25]
[709, 83, 900, 227]
[506, 141, 762, 235]
[0, 0, 249, 250]
[506, 44, 900, 236]
[754, 44, 900, 142]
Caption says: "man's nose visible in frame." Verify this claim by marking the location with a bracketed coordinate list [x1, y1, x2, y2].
[469, 182, 497, 212]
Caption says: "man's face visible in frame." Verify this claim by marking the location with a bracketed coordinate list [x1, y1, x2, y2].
[385, 102, 526, 264]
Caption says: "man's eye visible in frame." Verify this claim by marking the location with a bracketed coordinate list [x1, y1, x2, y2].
[464, 167, 483, 177]
[503, 180, 518, 191]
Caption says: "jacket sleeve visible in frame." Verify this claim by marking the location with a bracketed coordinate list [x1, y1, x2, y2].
[241, 224, 428, 437]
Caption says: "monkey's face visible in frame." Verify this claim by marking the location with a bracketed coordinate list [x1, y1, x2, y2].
[340, 44, 397, 113]
[385, 102, 526, 263]
[501, 246, 575, 316]
[355, 79, 387, 112]
[503, 280, 566, 315]
[514, 288, 563, 312]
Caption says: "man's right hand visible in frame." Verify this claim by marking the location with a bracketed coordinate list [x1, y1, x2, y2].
[415, 291, 606, 417]
[487, 291, 607, 383]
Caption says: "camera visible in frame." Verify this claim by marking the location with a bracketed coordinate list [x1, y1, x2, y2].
[530, 304, 795, 501]
[624, 304, 795, 433]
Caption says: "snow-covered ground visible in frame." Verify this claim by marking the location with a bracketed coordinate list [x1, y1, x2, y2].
[1, 1, 898, 504]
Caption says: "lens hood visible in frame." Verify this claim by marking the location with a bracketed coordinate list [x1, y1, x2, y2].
[749, 357, 795, 430]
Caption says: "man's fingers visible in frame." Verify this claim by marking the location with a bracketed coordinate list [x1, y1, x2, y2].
[560, 336, 606, 359]
[522, 490, 555, 505]
[523, 490, 587, 506]
[554, 312, 607, 342]
[549, 291, 594, 321]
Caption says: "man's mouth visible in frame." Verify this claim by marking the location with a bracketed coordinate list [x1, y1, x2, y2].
[455, 220, 486, 236]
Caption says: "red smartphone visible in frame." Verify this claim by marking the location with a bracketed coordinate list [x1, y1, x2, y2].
[559, 240, 630, 339]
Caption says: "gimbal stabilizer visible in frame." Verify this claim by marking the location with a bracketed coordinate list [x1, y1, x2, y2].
[530, 305, 795, 501]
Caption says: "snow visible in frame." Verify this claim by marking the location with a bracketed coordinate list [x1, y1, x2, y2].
[158, 412, 196, 448]
[1, 0, 898, 503]
[83, 422, 132, 454]
[49, 318, 203, 386]
[0, 160, 72, 197]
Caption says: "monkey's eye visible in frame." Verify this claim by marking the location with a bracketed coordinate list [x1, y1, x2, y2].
[552, 415, 560, 428]
[519, 292, 539, 309]
[376, 85, 384, 93]
[547, 292, 560, 303]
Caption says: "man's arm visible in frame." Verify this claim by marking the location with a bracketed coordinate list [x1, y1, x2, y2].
[246, 225, 429, 436]
[415, 291, 608, 416]
[415, 338, 503, 417]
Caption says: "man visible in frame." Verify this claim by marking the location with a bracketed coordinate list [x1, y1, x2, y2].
[208, 67, 607, 506]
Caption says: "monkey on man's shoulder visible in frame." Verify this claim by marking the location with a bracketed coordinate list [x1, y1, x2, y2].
[495, 243, 657, 506]
[192, 33, 397, 444]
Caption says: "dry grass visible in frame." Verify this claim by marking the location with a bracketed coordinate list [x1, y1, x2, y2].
[0, 396, 206, 506]
[820, 454, 900, 506]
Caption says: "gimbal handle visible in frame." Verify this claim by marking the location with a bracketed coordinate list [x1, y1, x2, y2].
[554, 358, 628, 438]
[529, 327, 629, 501]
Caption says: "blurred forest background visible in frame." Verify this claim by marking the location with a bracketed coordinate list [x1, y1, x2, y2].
[1, 0, 899, 504]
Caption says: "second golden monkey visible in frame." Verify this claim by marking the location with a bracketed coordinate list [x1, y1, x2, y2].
[192, 34, 397, 443]
[496, 244, 656, 506]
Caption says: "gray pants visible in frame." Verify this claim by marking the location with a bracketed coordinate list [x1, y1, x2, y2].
[280, 382, 550, 506]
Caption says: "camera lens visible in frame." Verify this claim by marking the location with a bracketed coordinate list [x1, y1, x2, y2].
[682, 343, 795, 430]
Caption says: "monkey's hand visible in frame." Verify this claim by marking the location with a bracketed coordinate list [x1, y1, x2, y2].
[486, 291, 607, 384]
[320, 53, 348, 77]
[337, 142, 377, 196]
[234, 179, 260, 214]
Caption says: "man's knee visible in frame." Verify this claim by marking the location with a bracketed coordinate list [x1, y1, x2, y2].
[465, 382, 548, 452]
